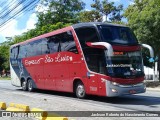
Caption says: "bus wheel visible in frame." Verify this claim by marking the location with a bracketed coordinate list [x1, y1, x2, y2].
[28, 79, 34, 92]
[22, 80, 27, 91]
[76, 82, 86, 99]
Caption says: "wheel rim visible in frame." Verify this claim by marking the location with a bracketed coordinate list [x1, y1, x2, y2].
[28, 81, 32, 91]
[77, 85, 85, 97]
[22, 81, 26, 90]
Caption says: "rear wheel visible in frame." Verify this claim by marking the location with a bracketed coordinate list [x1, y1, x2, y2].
[75, 82, 86, 99]
[28, 79, 34, 92]
[22, 80, 27, 91]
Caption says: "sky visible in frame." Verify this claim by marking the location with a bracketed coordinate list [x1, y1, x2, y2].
[0, 0, 134, 43]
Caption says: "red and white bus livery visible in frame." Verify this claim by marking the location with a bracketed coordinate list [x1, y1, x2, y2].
[10, 22, 153, 98]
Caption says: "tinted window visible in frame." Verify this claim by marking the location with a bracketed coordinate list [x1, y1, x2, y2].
[18, 45, 27, 58]
[75, 27, 99, 48]
[60, 31, 78, 54]
[18, 39, 49, 58]
[26, 40, 42, 57]
[41, 38, 49, 54]
[100, 27, 113, 41]
[47, 31, 78, 54]
[85, 48, 106, 74]
[98, 25, 138, 45]
[47, 35, 60, 53]
[10, 46, 18, 59]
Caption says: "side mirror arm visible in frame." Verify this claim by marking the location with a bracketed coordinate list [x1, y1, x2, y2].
[141, 44, 154, 58]
[86, 42, 114, 56]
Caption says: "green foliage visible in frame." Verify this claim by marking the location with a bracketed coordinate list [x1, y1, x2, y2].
[36, 0, 85, 27]
[12, 22, 71, 44]
[124, 0, 160, 56]
[79, 0, 123, 22]
[78, 10, 101, 22]
[0, 41, 10, 71]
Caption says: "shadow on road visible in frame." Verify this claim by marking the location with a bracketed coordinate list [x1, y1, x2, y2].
[17, 88, 160, 107]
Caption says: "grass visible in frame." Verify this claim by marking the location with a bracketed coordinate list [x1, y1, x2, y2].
[0, 77, 11, 80]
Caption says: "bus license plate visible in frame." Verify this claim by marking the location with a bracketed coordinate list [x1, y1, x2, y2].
[129, 90, 136, 94]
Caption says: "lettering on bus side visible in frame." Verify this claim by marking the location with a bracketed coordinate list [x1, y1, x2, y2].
[55, 53, 73, 62]
[25, 58, 44, 66]
[24, 54, 73, 66]
[45, 55, 54, 63]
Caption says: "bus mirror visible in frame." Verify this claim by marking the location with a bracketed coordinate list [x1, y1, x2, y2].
[141, 44, 154, 58]
[86, 42, 114, 56]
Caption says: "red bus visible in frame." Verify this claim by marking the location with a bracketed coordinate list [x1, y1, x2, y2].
[10, 22, 153, 98]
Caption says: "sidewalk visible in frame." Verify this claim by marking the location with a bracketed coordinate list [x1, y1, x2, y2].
[146, 87, 160, 92]
[145, 80, 160, 92]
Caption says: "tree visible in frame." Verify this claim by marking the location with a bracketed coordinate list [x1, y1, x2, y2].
[124, 0, 160, 56]
[79, 10, 101, 22]
[12, 22, 71, 44]
[0, 0, 85, 72]
[0, 41, 10, 71]
[79, 0, 123, 22]
[36, 0, 85, 27]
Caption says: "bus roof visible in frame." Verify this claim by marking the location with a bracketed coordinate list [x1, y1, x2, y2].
[72, 22, 127, 29]
[11, 22, 127, 48]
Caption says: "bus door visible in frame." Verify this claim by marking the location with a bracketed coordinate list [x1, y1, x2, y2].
[85, 54, 99, 95]
[85, 48, 107, 95]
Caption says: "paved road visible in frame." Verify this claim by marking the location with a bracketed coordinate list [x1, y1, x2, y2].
[0, 80, 159, 120]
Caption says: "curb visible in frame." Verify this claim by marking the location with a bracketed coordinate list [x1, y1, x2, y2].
[0, 102, 6, 110]
[6, 103, 30, 112]
[0, 102, 68, 120]
[146, 87, 160, 92]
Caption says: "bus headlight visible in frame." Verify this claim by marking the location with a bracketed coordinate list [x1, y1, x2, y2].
[111, 88, 118, 93]
[111, 82, 119, 86]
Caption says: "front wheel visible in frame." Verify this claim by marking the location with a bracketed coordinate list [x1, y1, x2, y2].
[28, 79, 34, 92]
[75, 82, 86, 99]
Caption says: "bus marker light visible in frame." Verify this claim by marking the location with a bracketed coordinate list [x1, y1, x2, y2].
[129, 90, 136, 94]
[101, 78, 107, 82]
[112, 82, 119, 86]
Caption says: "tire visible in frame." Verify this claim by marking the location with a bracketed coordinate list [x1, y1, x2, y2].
[28, 79, 34, 92]
[75, 82, 86, 99]
[22, 80, 27, 91]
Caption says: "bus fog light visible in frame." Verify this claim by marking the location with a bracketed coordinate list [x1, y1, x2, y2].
[112, 82, 119, 86]
[111, 89, 118, 93]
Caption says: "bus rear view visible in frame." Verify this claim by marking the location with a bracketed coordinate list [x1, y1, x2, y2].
[10, 22, 154, 98]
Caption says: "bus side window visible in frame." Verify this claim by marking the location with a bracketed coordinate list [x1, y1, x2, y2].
[33, 41, 42, 56]
[10, 48, 14, 58]
[26, 44, 32, 57]
[18, 45, 27, 58]
[11, 47, 18, 59]
[47, 36, 60, 53]
[60, 31, 78, 54]
[75, 27, 99, 49]
[41, 38, 49, 54]
[27, 40, 42, 57]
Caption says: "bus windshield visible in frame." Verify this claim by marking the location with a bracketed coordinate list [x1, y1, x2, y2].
[106, 51, 144, 78]
[98, 25, 138, 45]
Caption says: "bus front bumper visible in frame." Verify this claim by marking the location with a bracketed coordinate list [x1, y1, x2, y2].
[106, 81, 146, 97]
